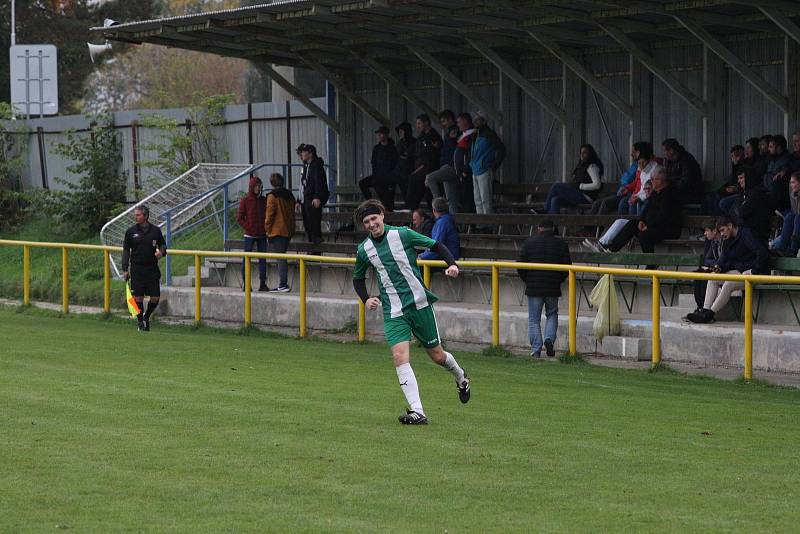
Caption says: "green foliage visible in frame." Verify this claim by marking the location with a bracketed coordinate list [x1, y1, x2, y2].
[480, 345, 515, 358]
[40, 115, 127, 233]
[140, 94, 233, 186]
[558, 352, 588, 364]
[0, 102, 31, 231]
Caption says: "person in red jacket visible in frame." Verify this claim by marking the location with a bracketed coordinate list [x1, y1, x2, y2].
[236, 175, 268, 291]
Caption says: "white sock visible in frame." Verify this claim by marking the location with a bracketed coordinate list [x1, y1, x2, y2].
[396, 363, 424, 415]
[442, 352, 466, 384]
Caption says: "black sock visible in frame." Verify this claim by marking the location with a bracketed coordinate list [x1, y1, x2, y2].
[137, 312, 143, 323]
[144, 300, 159, 321]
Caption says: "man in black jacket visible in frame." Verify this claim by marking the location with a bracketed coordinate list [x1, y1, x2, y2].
[390, 122, 416, 210]
[733, 167, 773, 244]
[606, 166, 683, 256]
[405, 114, 442, 211]
[517, 220, 571, 358]
[358, 126, 399, 209]
[121, 204, 167, 332]
[298, 144, 329, 250]
[687, 217, 769, 324]
[662, 138, 703, 206]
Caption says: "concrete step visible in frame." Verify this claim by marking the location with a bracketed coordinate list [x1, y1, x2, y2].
[661, 306, 694, 322]
[594, 336, 652, 361]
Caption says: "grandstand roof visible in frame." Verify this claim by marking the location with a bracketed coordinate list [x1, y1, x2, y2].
[92, 1, 800, 71]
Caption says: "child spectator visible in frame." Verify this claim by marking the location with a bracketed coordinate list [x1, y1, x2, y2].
[265, 173, 296, 292]
[236, 175, 268, 291]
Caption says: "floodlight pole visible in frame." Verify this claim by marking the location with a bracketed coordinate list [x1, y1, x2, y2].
[11, 0, 16, 46]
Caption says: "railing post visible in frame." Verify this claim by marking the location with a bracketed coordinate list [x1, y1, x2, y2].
[423, 263, 431, 288]
[568, 269, 577, 356]
[491, 265, 499, 346]
[62, 247, 69, 314]
[103, 250, 111, 313]
[744, 280, 753, 380]
[300, 258, 307, 338]
[244, 253, 252, 326]
[652, 275, 661, 366]
[195, 254, 202, 323]
[358, 298, 365, 342]
[165, 215, 173, 285]
[223, 185, 230, 251]
[23, 245, 30, 306]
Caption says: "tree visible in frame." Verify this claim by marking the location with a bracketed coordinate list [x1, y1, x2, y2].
[0, 103, 30, 230]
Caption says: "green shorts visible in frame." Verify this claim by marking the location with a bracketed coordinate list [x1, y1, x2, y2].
[384, 305, 441, 349]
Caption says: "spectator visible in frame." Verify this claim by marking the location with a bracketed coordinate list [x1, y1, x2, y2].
[709, 145, 746, 215]
[236, 175, 268, 292]
[298, 144, 329, 252]
[405, 113, 442, 211]
[604, 165, 682, 258]
[454, 113, 476, 213]
[411, 208, 434, 238]
[358, 126, 399, 209]
[584, 180, 653, 252]
[420, 197, 460, 263]
[426, 110, 462, 212]
[468, 111, 506, 214]
[662, 138, 703, 206]
[264, 172, 296, 292]
[764, 134, 792, 212]
[771, 171, 800, 256]
[687, 217, 769, 324]
[625, 153, 659, 216]
[744, 137, 768, 181]
[517, 220, 571, 358]
[691, 221, 724, 313]
[790, 130, 800, 173]
[543, 144, 603, 214]
[733, 167, 773, 244]
[590, 142, 650, 214]
[391, 122, 416, 209]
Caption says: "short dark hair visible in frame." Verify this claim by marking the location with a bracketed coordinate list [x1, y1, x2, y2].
[416, 113, 431, 124]
[457, 112, 472, 124]
[633, 141, 653, 160]
[537, 220, 555, 231]
[269, 173, 284, 187]
[134, 204, 150, 218]
[701, 219, 717, 231]
[438, 110, 455, 122]
[772, 134, 788, 150]
[730, 144, 744, 154]
[354, 199, 385, 225]
[431, 196, 449, 214]
[717, 216, 736, 229]
[745, 137, 759, 154]
[662, 138, 681, 152]
[760, 134, 773, 144]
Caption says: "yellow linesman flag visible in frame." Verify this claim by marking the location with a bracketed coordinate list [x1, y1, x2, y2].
[126, 282, 141, 318]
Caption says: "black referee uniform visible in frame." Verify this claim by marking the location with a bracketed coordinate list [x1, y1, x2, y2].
[121, 222, 167, 299]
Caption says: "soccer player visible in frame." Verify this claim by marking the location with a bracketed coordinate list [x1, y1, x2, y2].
[352, 199, 470, 425]
[121, 204, 167, 332]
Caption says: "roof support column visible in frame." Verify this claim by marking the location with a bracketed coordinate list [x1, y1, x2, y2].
[785, 36, 800, 136]
[561, 64, 582, 182]
[702, 47, 727, 181]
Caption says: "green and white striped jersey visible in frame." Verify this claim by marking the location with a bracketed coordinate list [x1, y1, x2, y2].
[353, 225, 439, 319]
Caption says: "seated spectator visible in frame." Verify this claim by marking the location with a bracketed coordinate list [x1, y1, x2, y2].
[517, 220, 571, 358]
[406, 113, 442, 211]
[590, 142, 650, 214]
[426, 110, 462, 213]
[264, 172, 296, 292]
[420, 197, 460, 262]
[358, 126, 399, 209]
[411, 208, 434, 237]
[584, 180, 653, 252]
[789, 130, 800, 173]
[764, 134, 792, 212]
[662, 138, 703, 206]
[468, 111, 505, 214]
[733, 167, 773, 244]
[454, 113, 476, 213]
[625, 153, 659, 216]
[390, 122, 416, 209]
[756, 134, 773, 179]
[687, 217, 769, 324]
[603, 166, 682, 259]
[543, 144, 604, 214]
[691, 221, 724, 313]
[744, 136, 768, 181]
[771, 171, 800, 256]
[708, 145, 745, 216]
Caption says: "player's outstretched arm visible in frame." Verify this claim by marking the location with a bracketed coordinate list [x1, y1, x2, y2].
[431, 242, 459, 278]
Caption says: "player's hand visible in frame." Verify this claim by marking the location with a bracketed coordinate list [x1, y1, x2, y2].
[122, 271, 130, 281]
[312, 198, 321, 208]
[154, 249, 162, 259]
[366, 296, 380, 310]
[445, 265, 459, 278]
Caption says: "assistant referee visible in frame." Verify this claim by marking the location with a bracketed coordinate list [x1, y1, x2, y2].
[121, 204, 167, 332]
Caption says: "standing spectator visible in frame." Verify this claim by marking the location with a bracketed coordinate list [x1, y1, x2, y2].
[405, 114, 442, 211]
[543, 144, 603, 214]
[771, 171, 800, 256]
[468, 111, 505, 214]
[733, 167, 773, 244]
[454, 113, 476, 213]
[691, 221, 724, 313]
[391, 122, 416, 209]
[709, 145, 746, 216]
[662, 138, 703, 206]
[411, 208, 434, 238]
[517, 220, 571, 358]
[744, 137, 768, 181]
[358, 126, 399, 209]
[420, 197, 460, 263]
[765, 134, 793, 212]
[790, 130, 800, 173]
[264, 172, 295, 292]
[605, 166, 682, 257]
[236, 175, 268, 292]
[687, 217, 769, 324]
[591, 142, 650, 214]
[426, 110, 462, 212]
[298, 144, 329, 251]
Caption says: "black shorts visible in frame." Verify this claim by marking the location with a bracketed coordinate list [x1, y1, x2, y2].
[130, 265, 161, 298]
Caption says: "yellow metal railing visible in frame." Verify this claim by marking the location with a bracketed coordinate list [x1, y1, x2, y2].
[3, 238, 800, 381]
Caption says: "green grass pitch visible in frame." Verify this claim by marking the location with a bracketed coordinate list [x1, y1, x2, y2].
[1, 306, 799, 532]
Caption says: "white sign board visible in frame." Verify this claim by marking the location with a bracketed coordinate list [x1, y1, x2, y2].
[10, 44, 59, 117]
